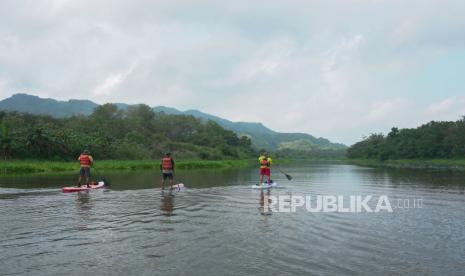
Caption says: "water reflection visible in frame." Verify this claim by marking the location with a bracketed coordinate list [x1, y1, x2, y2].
[259, 188, 272, 216]
[76, 192, 93, 212]
[76, 192, 93, 231]
[160, 191, 175, 217]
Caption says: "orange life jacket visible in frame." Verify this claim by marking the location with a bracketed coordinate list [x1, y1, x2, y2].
[162, 157, 173, 170]
[79, 154, 91, 166]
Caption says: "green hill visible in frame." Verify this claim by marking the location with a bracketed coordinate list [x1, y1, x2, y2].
[154, 107, 346, 152]
[0, 93, 97, 117]
[0, 93, 346, 154]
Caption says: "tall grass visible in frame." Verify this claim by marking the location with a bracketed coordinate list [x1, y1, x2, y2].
[0, 159, 256, 175]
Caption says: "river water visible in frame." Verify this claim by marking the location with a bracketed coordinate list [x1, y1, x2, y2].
[0, 163, 464, 275]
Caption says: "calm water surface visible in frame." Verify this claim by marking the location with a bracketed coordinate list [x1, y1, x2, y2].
[1, 163, 464, 275]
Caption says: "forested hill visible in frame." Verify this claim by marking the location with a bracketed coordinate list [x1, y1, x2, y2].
[347, 118, 465, 160]
[0, 93, 98, 117]
[0, 94, 347, 156]
[0, 104, 254, 160]
[154, 107, 347, 153]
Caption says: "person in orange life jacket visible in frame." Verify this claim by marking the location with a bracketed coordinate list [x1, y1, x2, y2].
[160, 152, 175, 190]
[77, 150, 94, 188]
[258, 152, 273, 185]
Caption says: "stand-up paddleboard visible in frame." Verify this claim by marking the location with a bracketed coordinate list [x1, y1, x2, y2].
[62, 181, 106, 193]
[251, 181, 278, 189]
[171, 183, 185, 190]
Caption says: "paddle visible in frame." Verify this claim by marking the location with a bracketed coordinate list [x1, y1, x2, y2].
[276, 166, 292, 181]
[93, 166, 111, 186]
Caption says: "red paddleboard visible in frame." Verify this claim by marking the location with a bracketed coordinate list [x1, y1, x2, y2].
[62, 181, 106, 193]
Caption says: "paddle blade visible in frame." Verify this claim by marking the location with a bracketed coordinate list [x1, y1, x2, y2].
[285, 174, 292, 180]
[102, 179, 111, 186]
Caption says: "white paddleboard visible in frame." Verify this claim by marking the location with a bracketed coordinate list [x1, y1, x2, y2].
[171, 183, 185, 190]
[251, 182, 278, 189]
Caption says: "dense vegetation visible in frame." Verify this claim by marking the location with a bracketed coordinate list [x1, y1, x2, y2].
[1, 94, 347, 154]
[0, 104, 255, 161]
[347, 118, 465, 160]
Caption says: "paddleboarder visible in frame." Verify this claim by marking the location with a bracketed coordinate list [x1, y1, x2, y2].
[160, 152, 175, 190]
[258, 151, 272, 185]
[77, 150, 93, 188]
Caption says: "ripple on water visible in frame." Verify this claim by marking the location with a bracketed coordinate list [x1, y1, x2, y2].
[1, 164, 465, 275]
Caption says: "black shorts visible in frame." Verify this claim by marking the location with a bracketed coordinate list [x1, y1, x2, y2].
[80, 167, 90, 177]
[162, 173, 173, 180]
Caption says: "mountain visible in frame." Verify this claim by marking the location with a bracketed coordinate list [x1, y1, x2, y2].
[156, 108, 346, 151]
[0, 93, 346, 151]
[0, 93, 98, 117]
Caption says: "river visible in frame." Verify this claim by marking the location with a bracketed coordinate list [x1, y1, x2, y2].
[1, 163, 464, 275]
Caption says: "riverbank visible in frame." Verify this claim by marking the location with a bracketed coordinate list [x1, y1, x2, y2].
[0, 159, 257, 175]
[347, 158, 465, 170]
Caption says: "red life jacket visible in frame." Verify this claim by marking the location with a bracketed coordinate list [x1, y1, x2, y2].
[162, 157, 173, 170]
[260, 158, 270, 168]
[79, 154, 91, 166]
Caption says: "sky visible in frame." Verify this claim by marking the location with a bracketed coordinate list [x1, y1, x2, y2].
[1, 0, 465, 145]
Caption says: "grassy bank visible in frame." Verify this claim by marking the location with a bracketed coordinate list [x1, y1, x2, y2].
[347, 158, 465, 170]
[0, 159, 256, 175]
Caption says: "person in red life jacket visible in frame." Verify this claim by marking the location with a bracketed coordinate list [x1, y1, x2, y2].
[258, 151, 273, 185]
[77, 149, 94, 188]
[160, 152, 175, 190]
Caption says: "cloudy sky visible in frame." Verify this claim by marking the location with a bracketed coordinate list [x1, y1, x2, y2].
[1, 0, 465, 145]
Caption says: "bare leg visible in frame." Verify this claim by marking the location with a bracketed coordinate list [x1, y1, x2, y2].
[169, 178, 174, 191]
[161, 177, 165, 190]
[77, 176, 82, 187]
[259, 174, 264, 185]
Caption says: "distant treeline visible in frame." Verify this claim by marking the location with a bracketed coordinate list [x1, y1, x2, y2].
[0, 104, 255, 160]
[347, 118, 465, 160]
[275, 148, 347, 159]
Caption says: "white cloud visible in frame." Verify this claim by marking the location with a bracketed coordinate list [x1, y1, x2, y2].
[391, 20, 419, 46]
[0, 78, 10, 99]
[1, 0, 465, 144]
[364, 98, 412, 124]
[231, 37, 295, 82]
[426, 97, 457, 114]
[320, 34, 365, 102]
[93, 63, 137, 97]
[424, 96, 465, 121]
[322, 35, 365, 74]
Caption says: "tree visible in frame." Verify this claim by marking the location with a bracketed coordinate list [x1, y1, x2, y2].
[347, 117, 465, 160]
[91, 103, 123, 122]
[0, 108, 256, 160]
[0, 122, 12, 160]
